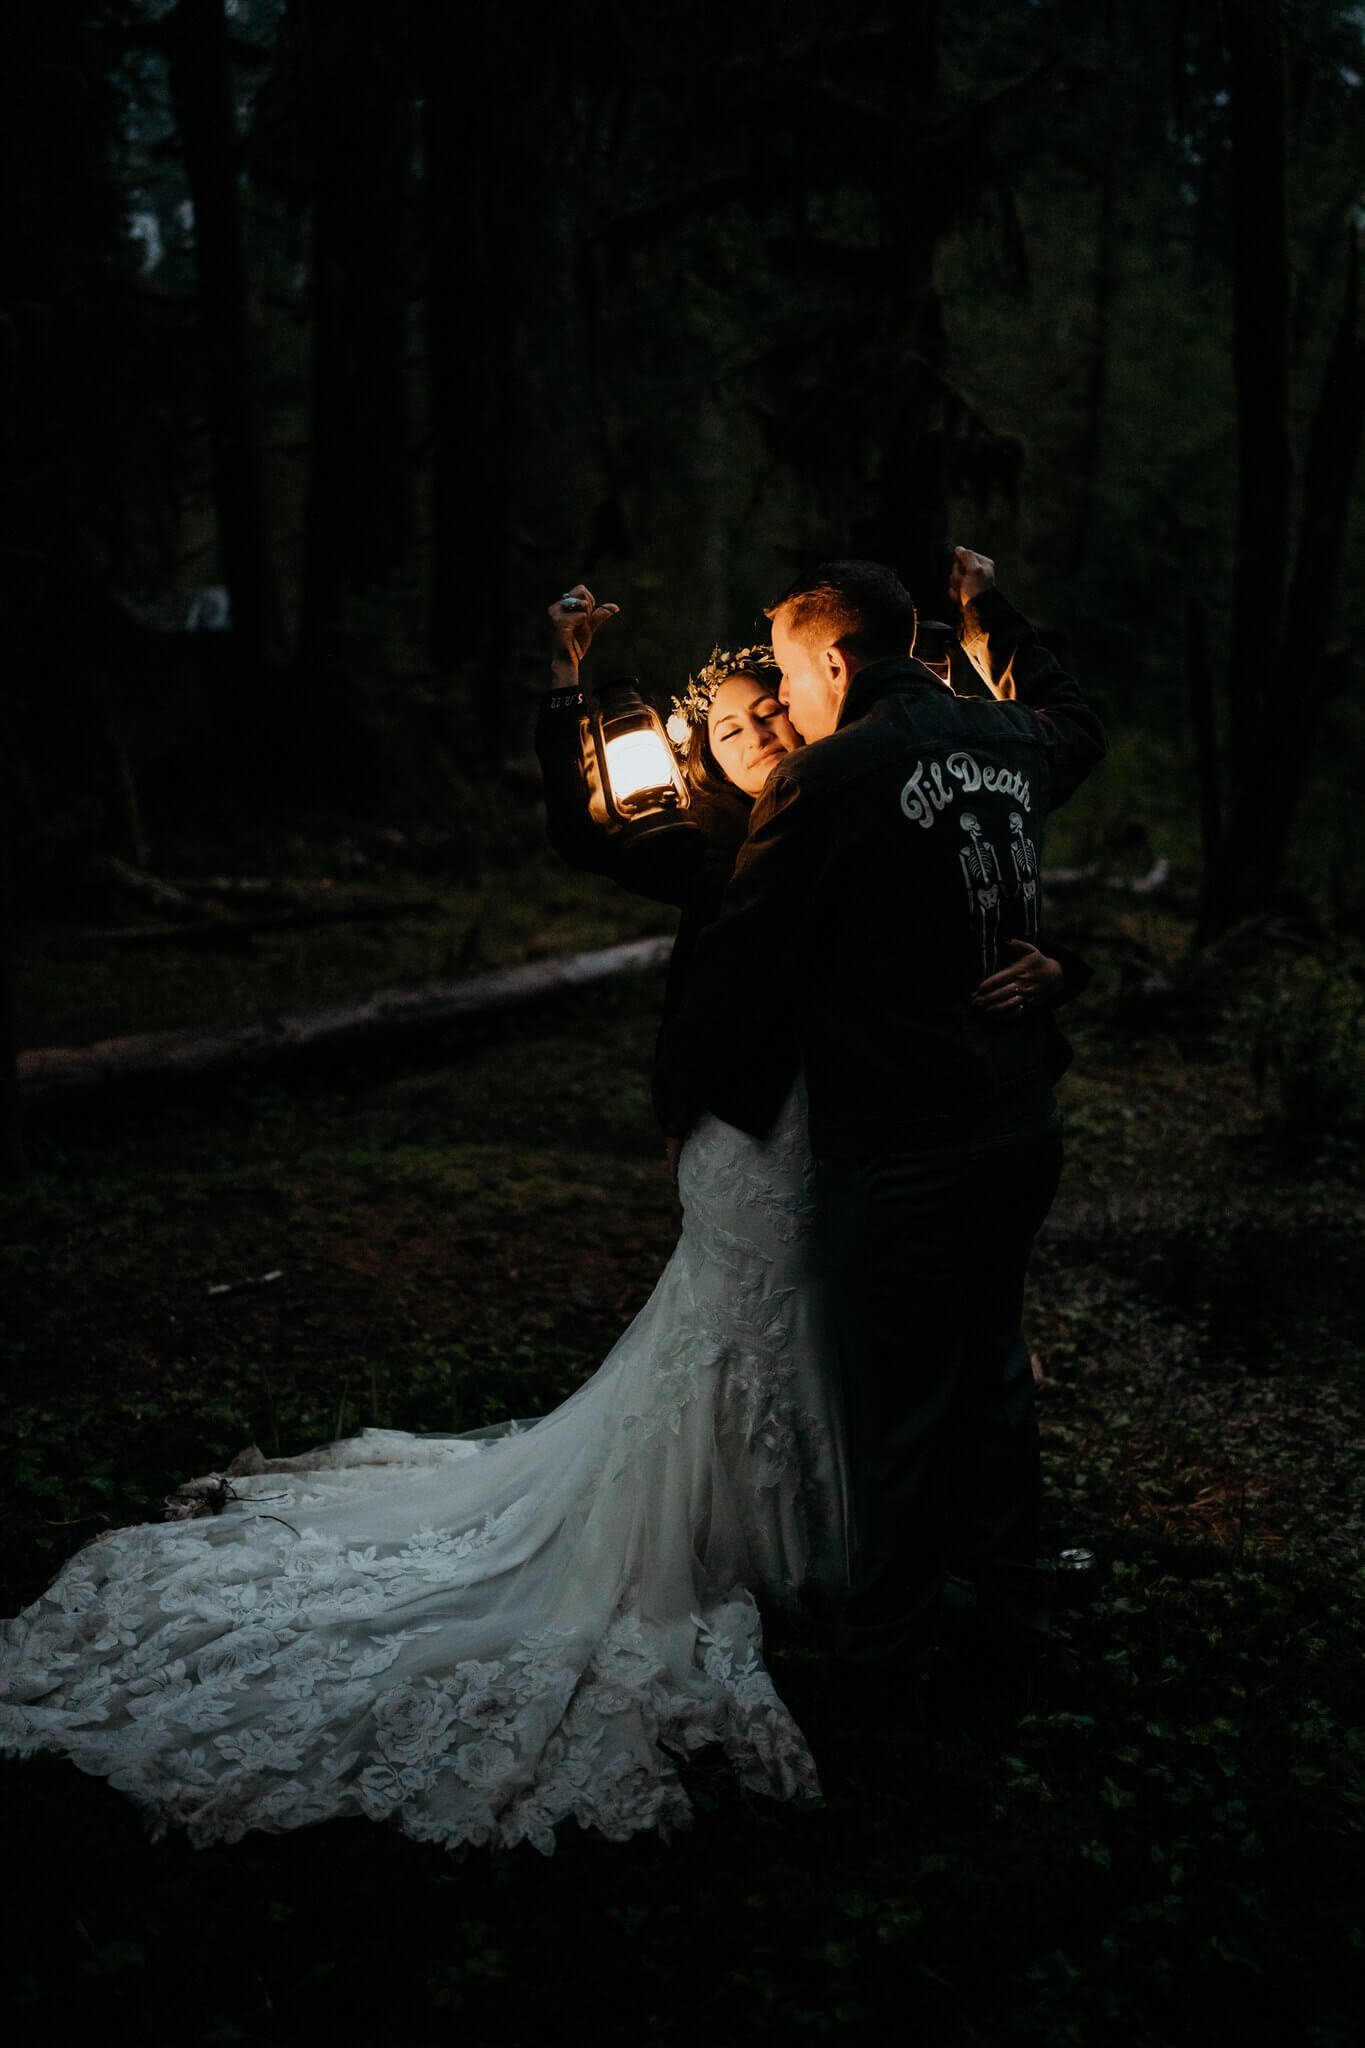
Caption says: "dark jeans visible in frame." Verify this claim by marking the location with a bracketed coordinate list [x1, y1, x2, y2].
[820, 1114, 1064, 1667]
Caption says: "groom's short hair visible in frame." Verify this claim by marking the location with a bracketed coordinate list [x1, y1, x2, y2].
[766, 560, 917, 663]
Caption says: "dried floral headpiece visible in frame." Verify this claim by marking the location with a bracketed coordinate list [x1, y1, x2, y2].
[666, 644, 781, 751]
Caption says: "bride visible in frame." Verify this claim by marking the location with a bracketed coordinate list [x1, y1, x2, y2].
[0, 599, 852, 1858]
[0, 1083, 843, 1854]
[0, 580, 1078, 1855]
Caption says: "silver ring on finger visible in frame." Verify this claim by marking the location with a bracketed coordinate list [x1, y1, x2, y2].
[559, 595, 584, 611]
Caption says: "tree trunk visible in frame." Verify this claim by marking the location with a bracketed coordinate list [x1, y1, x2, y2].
[1068, 0, 1121, 570]
[0, 796, 20, 1173]
[295, 0, 415, 791]
[424, 11, 512, 764]
[166, 0, 282, 685]
[694, 389, 730, 648]
[842, 4, 950, 596]
[1199, 225, 1365, 939]
[1224, 0, 1291, 774]
[1186, 595, 1220, 885]
[1279, 231, 1365, 667]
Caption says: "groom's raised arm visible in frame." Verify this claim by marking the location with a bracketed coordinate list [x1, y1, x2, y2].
[952, 550, 1106, 810]
[653, 760, 821, 1140]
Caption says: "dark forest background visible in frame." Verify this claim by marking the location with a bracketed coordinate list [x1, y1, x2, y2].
[3, 0, 1364, 975]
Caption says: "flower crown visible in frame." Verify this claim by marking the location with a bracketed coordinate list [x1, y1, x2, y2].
[665, 644, 781, 751]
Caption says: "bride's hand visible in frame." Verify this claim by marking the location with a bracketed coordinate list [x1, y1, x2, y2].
[971, 939, 1062, 1020]
[548, 583, 620, 674]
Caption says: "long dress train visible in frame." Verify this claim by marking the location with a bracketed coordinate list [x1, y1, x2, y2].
[0, 1086, 846, 1854]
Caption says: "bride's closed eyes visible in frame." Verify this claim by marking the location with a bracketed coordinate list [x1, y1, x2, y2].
[714, 697, 783, 744]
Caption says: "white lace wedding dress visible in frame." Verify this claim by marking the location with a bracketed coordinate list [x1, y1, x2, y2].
[0, 1086, 846, 1854]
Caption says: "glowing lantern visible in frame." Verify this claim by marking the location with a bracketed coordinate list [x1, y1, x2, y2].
[584, 677, 693, 838]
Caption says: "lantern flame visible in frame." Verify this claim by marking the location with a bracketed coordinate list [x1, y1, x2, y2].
[603, 728, 678, 806]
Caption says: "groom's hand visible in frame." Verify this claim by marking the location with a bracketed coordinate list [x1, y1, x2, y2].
[948, 546, 996, 609]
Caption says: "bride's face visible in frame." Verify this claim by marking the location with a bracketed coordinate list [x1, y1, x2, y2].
[706, 673, 800, 797]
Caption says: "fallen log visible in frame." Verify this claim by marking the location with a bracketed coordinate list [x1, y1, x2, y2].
[167, 876, 353, 900]
[1040, 863, 1101, 888]
[19, 935, 673, 1104]
[1042, 858, 1172, 898]
[88, 897, 443, 948]
[167, 876, 311, 896]
[92, 855, 224, 921]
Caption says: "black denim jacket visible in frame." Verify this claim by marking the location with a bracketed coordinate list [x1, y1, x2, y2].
[654, 587, 1107, 1156]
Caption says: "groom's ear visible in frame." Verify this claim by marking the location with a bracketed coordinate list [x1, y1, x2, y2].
[825, 643, 852, 700]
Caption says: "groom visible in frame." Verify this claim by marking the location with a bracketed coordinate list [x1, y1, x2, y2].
[657, 549, 1105, 1675]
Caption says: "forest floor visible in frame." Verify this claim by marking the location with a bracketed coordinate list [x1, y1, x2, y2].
[2, 840, 1364, 2045]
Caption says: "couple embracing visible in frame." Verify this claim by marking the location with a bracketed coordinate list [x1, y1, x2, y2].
[545, 548, 1105, 1683]
[0, 552, 1102, 1855]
